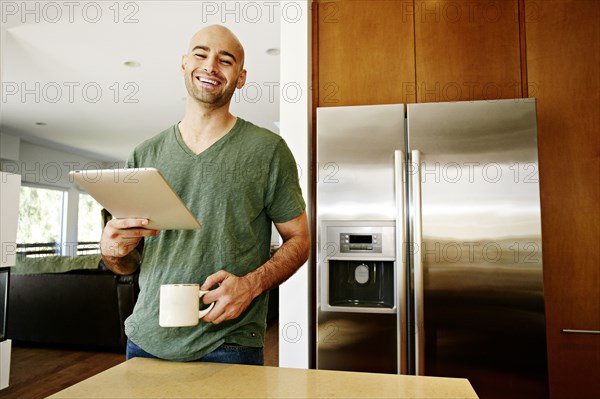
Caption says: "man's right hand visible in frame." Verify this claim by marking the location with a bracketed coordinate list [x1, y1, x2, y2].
[101, 218, 159, 258]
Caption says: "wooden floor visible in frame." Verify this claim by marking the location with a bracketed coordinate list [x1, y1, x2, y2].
[1, 321, 279, 399]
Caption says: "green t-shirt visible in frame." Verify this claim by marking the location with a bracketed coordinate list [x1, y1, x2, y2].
[123, 118, 305, 361]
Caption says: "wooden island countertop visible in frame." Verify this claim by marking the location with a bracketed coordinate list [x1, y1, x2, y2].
[48, 357, 478, 398]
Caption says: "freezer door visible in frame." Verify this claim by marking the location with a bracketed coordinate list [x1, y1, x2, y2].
[407, 99, 547, 395]
[316, 105, 406, 374]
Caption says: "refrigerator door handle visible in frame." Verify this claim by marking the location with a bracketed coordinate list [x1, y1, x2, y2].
[411, 149, 425, 376]
[394, 150, 406, 374]
[562, 329, 600, 334]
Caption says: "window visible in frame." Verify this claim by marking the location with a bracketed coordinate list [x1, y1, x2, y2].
[16, 185, 65, 256]
[77, 193, 103, 241]
[77, 193, 103, 254]
[16, 186, 104, 257]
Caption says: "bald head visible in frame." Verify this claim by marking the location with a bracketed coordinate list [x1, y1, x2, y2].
[187, 25, 245, 68]
[181, 24, 247, 109]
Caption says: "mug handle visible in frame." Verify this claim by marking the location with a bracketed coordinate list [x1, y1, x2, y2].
[198, 290, 215, 319]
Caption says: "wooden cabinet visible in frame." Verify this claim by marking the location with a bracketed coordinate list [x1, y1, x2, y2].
[525, 1, 600, 398]
[315, 0, 524, 106]
[315, 0, 415, 106]
[414, 0, 523, 101]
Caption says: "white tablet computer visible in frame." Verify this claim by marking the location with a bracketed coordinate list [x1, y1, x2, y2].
[70, 168, 200, 230]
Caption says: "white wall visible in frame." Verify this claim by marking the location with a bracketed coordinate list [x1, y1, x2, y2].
[0, 172, 20, 267]
[4, 140, 118, 188]
[0, 133, 20, 161]
[0, 339, 11, 390]
[278, 0, 312, 369]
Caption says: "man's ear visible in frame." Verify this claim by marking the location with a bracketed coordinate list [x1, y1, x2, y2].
[236, 69, 247, 89]
[181, 54, 187, 75]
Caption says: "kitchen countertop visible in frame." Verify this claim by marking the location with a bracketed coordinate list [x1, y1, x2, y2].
[48, 358, 479, 398]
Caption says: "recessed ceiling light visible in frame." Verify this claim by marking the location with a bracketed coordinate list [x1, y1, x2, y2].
[266, 48, 280, 56]
[35, 122, 47, 126]
[123, 60, 141, 68]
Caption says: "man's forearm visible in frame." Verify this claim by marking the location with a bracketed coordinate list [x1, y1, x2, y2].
[102, 249, 142, 275]
[243, 235, 310, 299]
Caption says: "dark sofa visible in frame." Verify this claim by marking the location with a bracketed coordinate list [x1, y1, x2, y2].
[7, 255, 138, 350]
[6, 255, 278, 350]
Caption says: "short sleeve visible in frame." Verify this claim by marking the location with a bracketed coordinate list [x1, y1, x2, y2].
[264, 139, 306, 223]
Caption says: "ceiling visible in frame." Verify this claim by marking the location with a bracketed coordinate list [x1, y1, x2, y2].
[0, 1, 281, 162]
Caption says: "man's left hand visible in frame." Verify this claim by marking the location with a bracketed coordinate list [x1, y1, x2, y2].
[200, 270, 257, 324]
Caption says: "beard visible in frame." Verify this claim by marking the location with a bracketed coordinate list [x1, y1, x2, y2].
[183, 73, 237, 108]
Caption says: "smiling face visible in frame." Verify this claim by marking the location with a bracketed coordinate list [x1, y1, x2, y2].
[181, 25, 247, 109]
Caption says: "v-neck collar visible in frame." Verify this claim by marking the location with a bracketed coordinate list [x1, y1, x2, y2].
[174, 118, 243, 158]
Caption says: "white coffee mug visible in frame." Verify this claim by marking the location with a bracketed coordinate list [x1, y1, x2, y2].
[159, 284, 215, 327]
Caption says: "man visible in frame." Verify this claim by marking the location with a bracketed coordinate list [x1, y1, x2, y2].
[100, 25, 309, 365]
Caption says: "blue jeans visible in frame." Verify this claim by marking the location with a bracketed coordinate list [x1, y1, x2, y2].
[126, 339, 264, 366]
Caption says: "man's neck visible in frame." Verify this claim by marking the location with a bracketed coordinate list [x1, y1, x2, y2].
[178, 102, 237, 155]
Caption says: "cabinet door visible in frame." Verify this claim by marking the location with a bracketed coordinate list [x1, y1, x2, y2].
[526, 1, 600, 398]
[414, 0, 522, 102]
[316, 0, 415, 106]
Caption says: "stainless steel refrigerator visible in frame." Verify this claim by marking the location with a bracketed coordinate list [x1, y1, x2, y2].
[316, 99, 547, 397]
